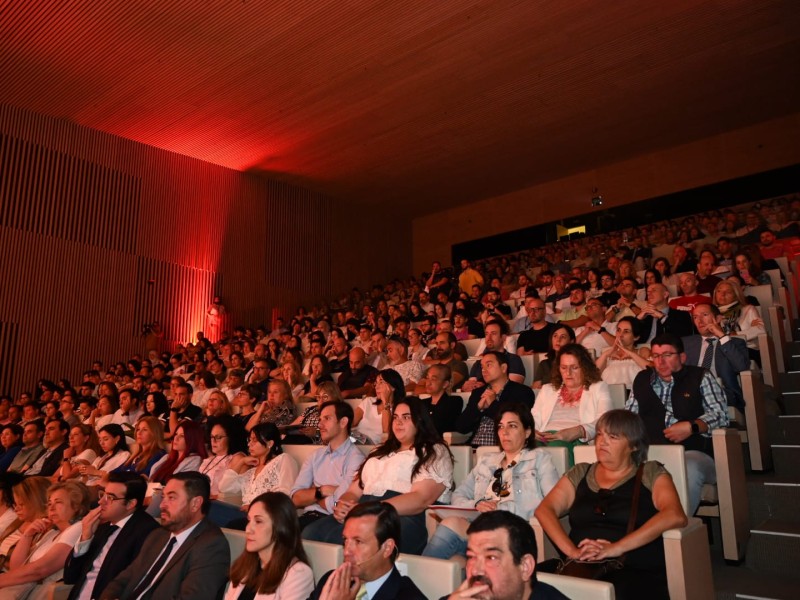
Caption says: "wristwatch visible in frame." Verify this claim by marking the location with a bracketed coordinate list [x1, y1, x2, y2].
[315, 486, 323, 500]
[690, 421, 700, 435]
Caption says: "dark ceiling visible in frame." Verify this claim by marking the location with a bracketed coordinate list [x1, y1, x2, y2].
[1, 0, 799, 216]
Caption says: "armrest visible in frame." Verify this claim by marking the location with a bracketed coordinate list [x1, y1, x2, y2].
[662, 517, 715, 600]
[47, 583, 74, 600]
[529, 516, 570, 563]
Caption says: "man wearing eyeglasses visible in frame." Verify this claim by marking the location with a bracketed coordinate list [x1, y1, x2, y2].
[626, 333, 729, 515]
[64, 473, 159, 600]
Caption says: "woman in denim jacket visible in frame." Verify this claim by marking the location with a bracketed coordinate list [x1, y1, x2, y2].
[422, 402, 559, 559]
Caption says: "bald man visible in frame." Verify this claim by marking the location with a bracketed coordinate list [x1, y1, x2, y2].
[338, 348, 379, 399]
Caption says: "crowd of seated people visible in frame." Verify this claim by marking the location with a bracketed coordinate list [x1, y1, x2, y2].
[0, 195, 795, 598]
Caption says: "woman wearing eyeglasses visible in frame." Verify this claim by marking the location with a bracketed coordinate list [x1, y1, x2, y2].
[532, 343, 613, 465]
[199, 416, 247, 498]
[422, 403, 559, 560]
[302, 396, 454, 555]
[535, 410, 687, 600]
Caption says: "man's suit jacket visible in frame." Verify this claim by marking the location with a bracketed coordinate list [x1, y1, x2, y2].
[64, 509, 160, 600]
[640, 308, 694, 343]
[308, 567, 426, 600]
[683, 334, 750, 410]
[99, 518, 230, 600]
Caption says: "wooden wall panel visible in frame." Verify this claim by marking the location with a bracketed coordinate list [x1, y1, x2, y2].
[0, 104, 344, 396]
[412, 112, 800, 273]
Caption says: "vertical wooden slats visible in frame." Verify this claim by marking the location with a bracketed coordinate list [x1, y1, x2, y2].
[0, 103, 337, 397]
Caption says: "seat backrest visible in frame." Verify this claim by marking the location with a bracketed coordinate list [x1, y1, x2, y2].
[344, 398, 361, 412]
[764, 269, 783, 302]
[396, 553, 462, 599]
[462, 338, 483, 358]
[606, 383, 628, 410]
[452, 391, 471, 412]
[282, 444, 323, 470]
[302, 540, 344, 583]
[475, 445, 569, 477]
[520, 354, 536, 387]
[538, 572, 616, 600]
[450, 445, 474, 487]
[573, 444, 690, 515]
[222, 527, 246, 566]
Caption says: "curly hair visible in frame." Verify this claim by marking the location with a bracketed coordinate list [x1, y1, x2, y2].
[549, 343, 602, 389]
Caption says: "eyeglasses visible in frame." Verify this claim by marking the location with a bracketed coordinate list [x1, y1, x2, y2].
[209, 435, 227, 442]
[491, 461, 516, 497]
[98, 491, 126, 503]
[593, 488, 615, 516]
[651, 352, 678, 360]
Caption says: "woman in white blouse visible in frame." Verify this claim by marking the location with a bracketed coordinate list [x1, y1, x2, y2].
[302, 396, 454, 554]
[532, 343, 613, 465]
[225, 492, 314, 600]
[78, 424, 130, 490]
[200, 416, 247, 498]
[217, 423, 298, 528]
[596, 317, 651, 388]
[52, 424, 101, 482]
[0, 481, 90, 599]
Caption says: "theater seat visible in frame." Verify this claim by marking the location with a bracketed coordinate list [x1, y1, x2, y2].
[302, 540, 344, 583]
[538, 572, 615, 599]
[396, 553, 462, 599]
[222, 527, 246, 564]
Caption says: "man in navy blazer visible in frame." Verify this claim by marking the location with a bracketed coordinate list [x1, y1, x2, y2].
[308, 502, 425, 600]
[683, 303, 750, 410]
[64, 472, 159, 600]
[637, 283, 694, 343]
[100, 472, 230, 600]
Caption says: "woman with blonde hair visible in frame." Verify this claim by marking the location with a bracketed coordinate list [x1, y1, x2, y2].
[0, 475, 46, 567]
[713, 278, 766, 357]
[280, 361, 305, 400]
[52, 424, 102, 482]
[245, 380, 295, 432]
[0, 481, 91, 599]
[115, 416, 167, 477]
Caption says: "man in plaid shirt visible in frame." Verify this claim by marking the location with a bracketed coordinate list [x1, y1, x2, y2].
[627, 333, 729, 515]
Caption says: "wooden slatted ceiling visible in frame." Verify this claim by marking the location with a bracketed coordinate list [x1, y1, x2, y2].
[0, 0, 798, 216]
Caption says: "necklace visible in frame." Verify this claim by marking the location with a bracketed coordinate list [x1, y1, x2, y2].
[558, 384, 583, 407]
[201, 454, 228, 475]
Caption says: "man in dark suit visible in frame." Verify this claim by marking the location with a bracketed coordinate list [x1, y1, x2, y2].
[637, 283, 694, 344]
[457, 351, 535, 447]
[64, 472, 159, 600]
[24, 418, 69, 476]
[308, 501, 425, 600]
[440, 511, 568, 600]
[683, 303, 750, 410]
[100, 472, 230, 600]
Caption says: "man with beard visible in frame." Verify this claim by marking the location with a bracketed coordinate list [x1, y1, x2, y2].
[441, 511, 567, 600]
[418, 331, 469, 391]
[100, 472, 229, 600]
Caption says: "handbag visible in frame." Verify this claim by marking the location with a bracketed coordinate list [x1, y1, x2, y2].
[555, 463, 644, 580]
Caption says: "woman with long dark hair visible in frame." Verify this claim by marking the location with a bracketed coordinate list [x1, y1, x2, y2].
[78, 424, 130, 489]
[351, 369, 405, 444]
[302, 396, 454, 554]
[225, 492, 314, 600]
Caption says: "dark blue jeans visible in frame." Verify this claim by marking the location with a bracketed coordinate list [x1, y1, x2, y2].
[300, 492, 429, 555]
